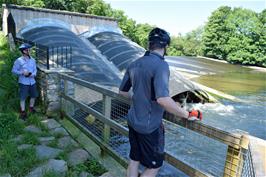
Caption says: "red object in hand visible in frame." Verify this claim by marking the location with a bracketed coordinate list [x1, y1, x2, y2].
[188, 109, 203, 120]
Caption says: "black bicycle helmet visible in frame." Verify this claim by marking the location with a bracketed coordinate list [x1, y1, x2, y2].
[19, 43, 32, 52]
[148, 27, 171, 48]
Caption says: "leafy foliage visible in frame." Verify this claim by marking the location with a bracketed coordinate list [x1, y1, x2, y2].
[202, 6, 266, 66]
[0, 141, 40, 177]
[202, 6, 232, 59]
[0, 33, 21, 111]
[0, 112, 24, 140]
[72, 159, 107, 176]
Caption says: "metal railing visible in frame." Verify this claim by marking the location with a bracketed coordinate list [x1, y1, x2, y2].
[59, 73, 255, 177]
[15, 37, 72, 70]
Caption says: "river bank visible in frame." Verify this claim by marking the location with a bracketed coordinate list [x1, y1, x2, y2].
[197, 55, 266, 72]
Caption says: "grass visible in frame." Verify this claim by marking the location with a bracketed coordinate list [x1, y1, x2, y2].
[47, 139, 58, 148]
[86, 159, 107, 176]
[68, 159, 107, 176]
[0, 33, 20, 112]
[26, 114, 48, 132]
[43, 171, 61, 177]
[22, 132, 40, 145]
[0, 141, 41, 177]
[56, 151, 68, 161]
[0, 112, 24, 140]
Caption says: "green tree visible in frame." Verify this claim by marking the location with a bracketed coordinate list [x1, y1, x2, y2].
[134, 23, 153, 49]
[259, 9, 266, 25]
[202, 6, 232, 59]
[182, 26, 203, 56]
[1, 0, 44, 8]
[224, 8, 265, 66]
[21, 0, 44, 8]
[167, 34, 184, 56]
[44, 0, 89, 12]
[111, 9, 138, 43]
[86, 0, 113, 16]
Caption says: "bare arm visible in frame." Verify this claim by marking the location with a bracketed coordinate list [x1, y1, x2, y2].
[157, 97, 189, 119]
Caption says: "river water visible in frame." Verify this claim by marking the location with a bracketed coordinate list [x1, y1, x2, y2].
[157, 56, 265, 176]
[167, 56, 266, 140]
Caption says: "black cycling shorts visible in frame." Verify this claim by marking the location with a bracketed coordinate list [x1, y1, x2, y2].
[128, 124, 165, 169]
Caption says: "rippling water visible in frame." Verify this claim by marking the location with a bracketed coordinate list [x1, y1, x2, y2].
[193, 92, 266, 140]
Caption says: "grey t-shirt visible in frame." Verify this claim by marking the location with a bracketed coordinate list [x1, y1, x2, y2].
[119, 51, 170, 134]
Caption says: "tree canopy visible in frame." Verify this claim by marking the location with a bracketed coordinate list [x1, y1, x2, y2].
[202, 6, 266, 66]
[1, 0, 265, 67]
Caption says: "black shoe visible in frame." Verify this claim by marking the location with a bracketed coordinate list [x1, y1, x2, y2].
[20, 111, 27, 120]
[29, 107, 36, 114]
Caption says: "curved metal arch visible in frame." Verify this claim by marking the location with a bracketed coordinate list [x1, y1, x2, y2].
[102, 44, 130, 55]
[109, 49, 138, 62]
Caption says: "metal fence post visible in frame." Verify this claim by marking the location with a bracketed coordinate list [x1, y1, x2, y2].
[62, 78, 75, 117]
[101, 95, 111, 156]
[223, 135, 250, 177]
[46, 47, 49, 70]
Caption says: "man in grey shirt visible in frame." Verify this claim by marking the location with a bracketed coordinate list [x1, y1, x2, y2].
[119, 28, 202, 177]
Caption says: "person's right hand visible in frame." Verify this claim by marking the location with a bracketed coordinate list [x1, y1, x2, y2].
[23, 70, 29, 75]
[23, 70, 30, 77]
[188, 109, 203, 121]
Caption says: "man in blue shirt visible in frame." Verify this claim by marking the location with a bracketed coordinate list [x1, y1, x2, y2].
[12, 43, 38, 120]
[119, 28, 203, 177]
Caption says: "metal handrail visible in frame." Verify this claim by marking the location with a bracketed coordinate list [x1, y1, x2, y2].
[59, 73, 253, 177]
[59, 73, 242, 148]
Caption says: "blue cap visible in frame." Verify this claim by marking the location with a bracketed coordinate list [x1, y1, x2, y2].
[19, 43, 32, 51]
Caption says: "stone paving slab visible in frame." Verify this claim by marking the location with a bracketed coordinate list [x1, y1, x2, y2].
[57, 136, 79, 149]
[24, 125, 42, 134]
[67, 149, 89, 167]
[41, 119, 61, 130]
[50, 127, 69, 136]
[35, 145, 62, 160]
[18, 144, 33, 151]
[25, 159, 67, 177]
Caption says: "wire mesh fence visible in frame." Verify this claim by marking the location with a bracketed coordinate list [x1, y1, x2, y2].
[60, 73, 255, 177]
[240, 145, 256, 177]
[15, 37, 72, 70]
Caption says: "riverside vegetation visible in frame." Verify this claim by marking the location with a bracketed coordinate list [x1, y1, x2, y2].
[0, 32, 108, 177]
[0, 0, 265, 66]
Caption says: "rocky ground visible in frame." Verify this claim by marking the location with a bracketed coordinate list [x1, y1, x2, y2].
[0, 116, 113, 177]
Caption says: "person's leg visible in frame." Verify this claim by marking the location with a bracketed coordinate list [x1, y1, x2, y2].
[138, 124, 165, 177]
[127, 159, 140, 177]
[19, 84, 28, 119]
[128, 126, 141, 177]
[20, 99, 27, 120]
[29, 97, 35, 108]
[29, 84, 38, 112]
[20, 99, 26, 111]
[140, 168, 160, 177]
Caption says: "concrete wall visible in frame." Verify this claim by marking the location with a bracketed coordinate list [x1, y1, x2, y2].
[2, 4, 118, 35]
